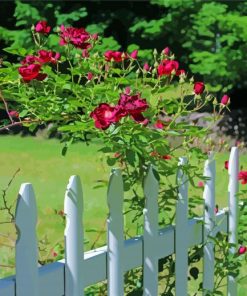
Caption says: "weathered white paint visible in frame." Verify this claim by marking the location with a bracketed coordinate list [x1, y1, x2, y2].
[203, 152, 216, 294]
[175, 157, 188, 296]
[15, 183, 39, 296]
[228, 147, 239, 296]
[64, 175, 84, 296]
[143, 166, 159, 296]
[107, 169, 124, 296]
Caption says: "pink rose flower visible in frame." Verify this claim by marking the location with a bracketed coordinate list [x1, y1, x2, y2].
[221, 94, 230, 105]
[163, 47, 170, 56]
[129, 49, 138, 59]
[59, 25, 91, 49]
[90, 103, 123, 130]
[194, 82, 205, 95]
[239, 170, 247, 185]
[143, 63, 150, 72]
[238, 246, 247, 255]
[18, 64, 47, 82]
[198, 181, 204, 188]
[154, 120, 164, 129]
[37, 50, 60, 64]
[104, 50, 127, 62]
[9, 110, 19, 118]
[35, 21, 51, 34]
[87, 72, 93, 81]
[157, 60, 179, 76]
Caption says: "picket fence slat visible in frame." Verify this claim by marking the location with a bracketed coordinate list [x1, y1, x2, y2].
[0, 212, 228, 295]
[203, 152, 216, 294]
[0, 148, 241, 296]
[64, 175, 84, 296]
[228, 147, 239, 296]
[107, 169, 124, 296]
[175, 157, 189, 296]
[143, 166, 159, 296]
[15, 183, 39, 296]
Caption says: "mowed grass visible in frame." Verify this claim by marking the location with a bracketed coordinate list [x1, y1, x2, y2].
[0, 135, 247, 292]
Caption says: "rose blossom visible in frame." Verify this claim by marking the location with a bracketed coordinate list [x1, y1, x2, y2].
[163, 47, 170, 56]
[157, 60, 179, 76]
[162, 155, 172, 160]
[21, 55, 37, 65]
[18, 64, 47, 82]
[143, 63, 150, 72]
[154, 120, 164, 129]
[176, 69, 185, 76]
[9, 110, 19, 118]
[118, 93, 149, 123]
[239, 170, 247, 185]
[37, 50, 60, 64]
[194, 82, 205, 95]
[221, 94, 230, 105]
[59, 25, 91, 49]
[129, 49, 138, 59]
[87, 72, 93, 81]
[224, 161, 229, 170]
[198, 181, 204, 188]
[35, 20, 51, 34]
[90, 103, 123, 130]
[104, 50, 127, 62]
[238, 246, 247, 255]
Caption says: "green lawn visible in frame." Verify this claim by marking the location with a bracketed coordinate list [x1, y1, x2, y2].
[0, 135, 246, 293]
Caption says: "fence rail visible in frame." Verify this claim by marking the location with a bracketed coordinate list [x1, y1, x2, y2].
[0, 147, 240, 296]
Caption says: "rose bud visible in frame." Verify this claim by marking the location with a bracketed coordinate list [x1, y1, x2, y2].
[238, 246, 247, 255]
[143, 63, 150, 72]
[221, 94, 230, 105]
[198, 181, 204, 188]
[163, 47, 170, 56]
[194, 82, 205, 95]
[130, 49, 138, 60]
[87, 72, 93, 81]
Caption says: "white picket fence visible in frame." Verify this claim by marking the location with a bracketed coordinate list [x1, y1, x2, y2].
[0, 147, 240, 296]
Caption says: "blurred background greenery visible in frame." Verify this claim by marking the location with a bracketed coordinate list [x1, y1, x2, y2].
[0, 0, 247, 109]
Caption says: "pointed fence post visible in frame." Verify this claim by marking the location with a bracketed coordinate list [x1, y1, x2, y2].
[15, 183, 39, 296]
[203, 152, 216, 294]
[227, 147, 239, 296]
[107, 169, 124, 296]
[175, 157, 188, 296]
[143, 166, 159, 296]
[64, 175, 84, 296]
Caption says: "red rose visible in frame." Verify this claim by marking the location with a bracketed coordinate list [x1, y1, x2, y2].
[9, 110, 19, 118]
[18, 64, 47, 82]
[163, 47, 170, 56]
[118, 93, 149, 122]
[87, 72, 93, 81]
[239, 170, 247, 185]
[238, 246, 247, 255]
[224, 161, 229, 170]
[221, 94, 230, 105]
[129, 49, 138, 59]
[104, 50, 126, 62]
[59, 25, 91, 49]
[90, 103, 123, 130]
[21, 55, 37, 65]
[143, 63, 150, 72]
[35, 21, 51, 34]
[37, 50, 60, 64]
[157, 60, 179, 76]
[162, 155, 172, 160]
[176, 69, 185, 76]
[194, 82, 205, 95]
[154, 120, 164, 129]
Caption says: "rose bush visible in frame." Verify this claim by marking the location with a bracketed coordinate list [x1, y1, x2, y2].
[0, 20, 246, 295]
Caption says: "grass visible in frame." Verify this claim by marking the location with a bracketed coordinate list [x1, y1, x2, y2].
[0, 135, 246, 293]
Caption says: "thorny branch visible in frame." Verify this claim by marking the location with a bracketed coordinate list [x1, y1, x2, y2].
[0, 168, 20, 222]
